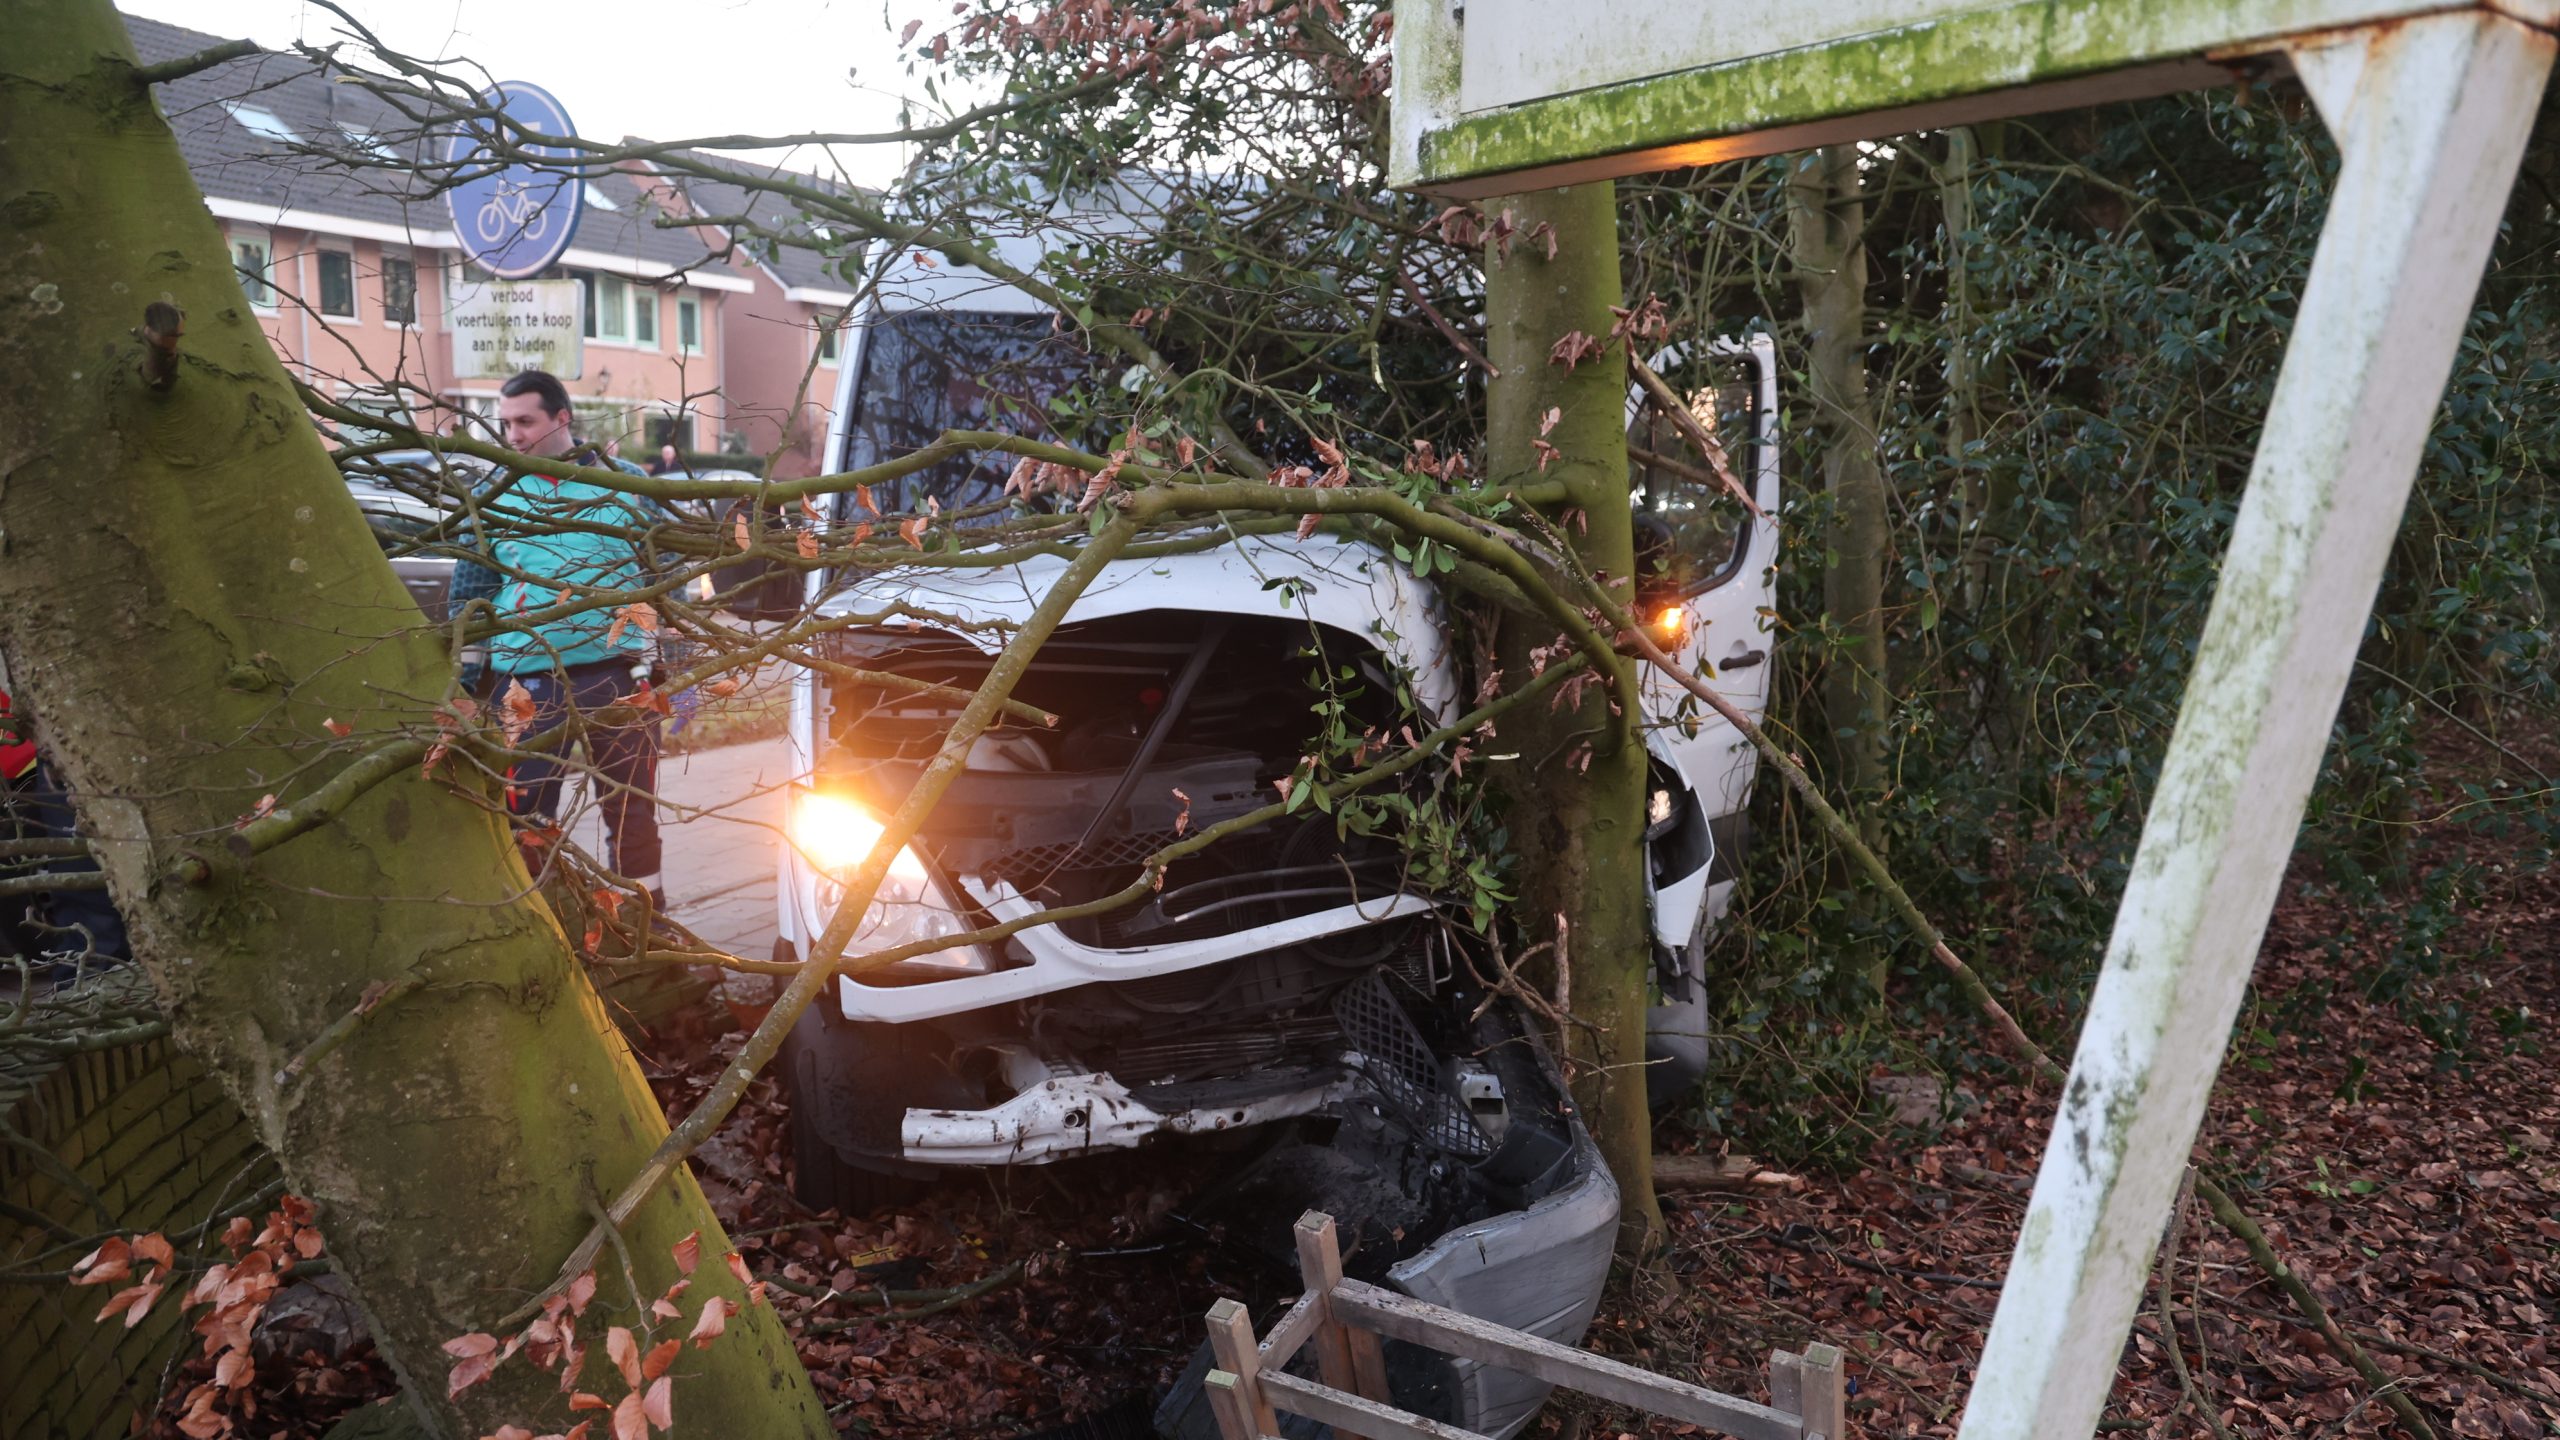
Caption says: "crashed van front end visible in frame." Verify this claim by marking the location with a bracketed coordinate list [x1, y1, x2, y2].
[770, 537, 1618, 1436]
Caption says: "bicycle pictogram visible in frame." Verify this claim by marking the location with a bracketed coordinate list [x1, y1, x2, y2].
[473, 177, 554, 246]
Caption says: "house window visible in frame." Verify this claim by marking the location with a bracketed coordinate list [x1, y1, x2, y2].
[317, 250, 357, 318]
[573, 270, 597, 337]
[644, 414, 689, 453]
[817, 315, 841, 363]
[221, 101, 301, 145]
[230, 228, 275, 310]
[598, 273, 630, 342]
[677, 296, 702, 354]
[383, 255, 418, 324]
[632, 288, 657, 348]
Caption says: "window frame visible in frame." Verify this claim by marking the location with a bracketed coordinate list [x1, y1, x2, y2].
[597, 273, 631, 343]
[676, 295, 703, 355]
[380, 247, 418, 327]
[631, 284, 657, 348]
[316, 248, 358, 320]
[230, 225, 277, 312]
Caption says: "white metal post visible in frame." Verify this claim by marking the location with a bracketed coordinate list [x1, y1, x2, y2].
[1956, 13, 2553, 1440]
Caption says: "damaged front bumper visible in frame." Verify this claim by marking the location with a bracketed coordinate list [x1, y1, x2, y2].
[901, 1068, 1351, 1166]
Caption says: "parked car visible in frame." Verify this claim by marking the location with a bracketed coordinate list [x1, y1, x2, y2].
[338, 449, 489, 623]
[772, 218, 1779, 1437]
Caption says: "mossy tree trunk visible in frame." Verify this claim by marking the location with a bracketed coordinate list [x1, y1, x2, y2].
[1787, 144, 1894, 998]
[0, 7, 827, 1435]
[1478, 183, 1663, 1259]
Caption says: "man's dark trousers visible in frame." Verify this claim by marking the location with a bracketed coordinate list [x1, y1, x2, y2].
[506, 660, 664, 889]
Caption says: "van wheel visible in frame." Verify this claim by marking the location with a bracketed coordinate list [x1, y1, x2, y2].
[778, 995, 937, 1214]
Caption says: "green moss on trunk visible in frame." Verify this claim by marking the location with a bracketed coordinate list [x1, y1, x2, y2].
[1479, 182, 1663, 1259]
[0, 6, 827, 1434]
[1788, 143, 1894, 998]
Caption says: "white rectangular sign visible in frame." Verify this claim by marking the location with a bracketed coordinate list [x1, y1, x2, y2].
[1391, 0, 2560, 193]
[445, 275, 584, 381]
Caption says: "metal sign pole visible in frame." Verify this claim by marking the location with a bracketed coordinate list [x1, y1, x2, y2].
[1955, 14, 2553, 1438]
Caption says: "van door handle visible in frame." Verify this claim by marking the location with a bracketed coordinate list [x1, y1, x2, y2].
[1717, 649, 1766, 672]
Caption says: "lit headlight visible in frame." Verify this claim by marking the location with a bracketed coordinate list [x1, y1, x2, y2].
[792, 790, 928, 881]
[791, 790, 988, 974]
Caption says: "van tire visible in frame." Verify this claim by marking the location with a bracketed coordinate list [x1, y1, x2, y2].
[777, 989, 937, 1214]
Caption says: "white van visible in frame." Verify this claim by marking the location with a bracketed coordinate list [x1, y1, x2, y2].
[770, 200, 1778, 1437]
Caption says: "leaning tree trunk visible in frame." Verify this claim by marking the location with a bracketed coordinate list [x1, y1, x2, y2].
[1479, 182, 1663, 1259]
[1787, 144, 1893, 998]
[0, 8, 827, 1435]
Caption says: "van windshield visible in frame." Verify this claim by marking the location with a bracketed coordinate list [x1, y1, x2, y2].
[837, 309, 1107, 524]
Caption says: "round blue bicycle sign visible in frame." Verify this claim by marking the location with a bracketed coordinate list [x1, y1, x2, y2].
[443, 81, 583, 280]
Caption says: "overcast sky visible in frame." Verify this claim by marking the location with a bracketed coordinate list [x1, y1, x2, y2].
[122, 0, 946, 186]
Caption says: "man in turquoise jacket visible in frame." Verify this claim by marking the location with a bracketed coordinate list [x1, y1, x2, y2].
[452, 370, 671, 908]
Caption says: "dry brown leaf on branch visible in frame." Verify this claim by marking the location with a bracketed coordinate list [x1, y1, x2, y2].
[1003, 456, 1041, 499]
[605, 1326, 642, 1388]
[672, 1232, 700, 1276]
[1079, 450, 1129, 512]
[899, 514, 930, 549]
[1609, 294, 1670, 349]
[797, 528, 821, 560]
[1549, 330, 1605, 371]
[612, 1391, 648, 1440]
[323, 716, 353, 738]
[444, 1331, 502, 1399]
[688, 1296, 735, 1349]
[70, 1236, 134, 1286]
[501, 679, 538, 745]
[643, 1375, 674, 1431]
[705, 676, 743, 698]
[641, 1338, 681, 1382]
[95, 1279, 167, 1328]
[1434, 204, 1484, 247]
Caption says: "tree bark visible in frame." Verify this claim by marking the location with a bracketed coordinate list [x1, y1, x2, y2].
[1478, 183, 1662, 1258]
[0, 7, 827, 1434]
[1787, 144, 1892, 996]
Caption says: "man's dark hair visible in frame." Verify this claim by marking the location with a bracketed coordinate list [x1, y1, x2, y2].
[500, 369, 572, 418]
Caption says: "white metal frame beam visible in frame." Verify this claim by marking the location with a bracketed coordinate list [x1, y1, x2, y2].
[1955, 12, 2553, 1438]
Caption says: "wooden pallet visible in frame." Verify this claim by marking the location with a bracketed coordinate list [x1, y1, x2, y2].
[1202, 1211, 1846, 1440]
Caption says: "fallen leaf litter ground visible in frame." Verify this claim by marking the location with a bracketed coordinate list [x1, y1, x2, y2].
[161, 834, 2560, 1438]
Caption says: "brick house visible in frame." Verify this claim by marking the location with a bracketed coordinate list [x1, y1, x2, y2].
[631, 151, 864, 480]
[128, 12, 852, 461]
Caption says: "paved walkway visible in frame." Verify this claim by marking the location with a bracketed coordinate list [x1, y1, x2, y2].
[563, 734, 799, 961]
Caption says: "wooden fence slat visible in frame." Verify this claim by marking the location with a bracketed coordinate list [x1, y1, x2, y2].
[1329, 1278, 1805, 1440]
[1205, 1369, 1266, 1440]
[1207, 1298, 1282, 1439]
[1798, 1343, 1845, 1440]
[1770, 1349, 1804, 1427]
[1261, 1371, 1494, 1440]
[1296, 1210, 1393, 1411]
[1256, 1288, 1323, 1370]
